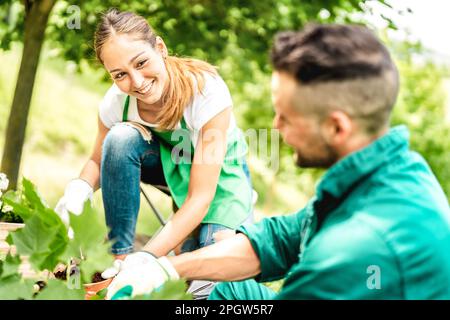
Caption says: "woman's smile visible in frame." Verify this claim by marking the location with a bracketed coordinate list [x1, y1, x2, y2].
[135, 79, 155, 96]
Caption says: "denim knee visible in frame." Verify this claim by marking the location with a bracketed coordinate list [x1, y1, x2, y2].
[180, 224, 231, 253]
[199, 224, 230, 248]
[102, 123, 144, 163]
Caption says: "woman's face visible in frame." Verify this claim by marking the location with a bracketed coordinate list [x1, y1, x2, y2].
[101, 34, 169, 107]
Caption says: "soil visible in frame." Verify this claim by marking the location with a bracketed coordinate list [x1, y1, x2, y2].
[91, 271, 106, 283]
[32, 280, 47, 297]
[36, 280, 46, 290]
[54, 269, 106, 283]
[53, 264, 80, 281]
[53, 268, 67, 281]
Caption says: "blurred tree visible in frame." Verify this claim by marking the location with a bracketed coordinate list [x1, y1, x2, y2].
[390, 40, 450, 198]
[0, 0, 390, 189]
[0, 0, 56, 190]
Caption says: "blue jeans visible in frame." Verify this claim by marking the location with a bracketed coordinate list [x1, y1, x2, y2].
[101, 123, 253, 255]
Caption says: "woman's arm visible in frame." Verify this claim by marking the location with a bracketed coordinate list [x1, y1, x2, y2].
[79, 116, 110, 190]
[143, 107, 232, 257]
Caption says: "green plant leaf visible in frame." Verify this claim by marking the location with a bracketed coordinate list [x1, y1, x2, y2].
[62, 202, 113, 283]
[2, 191, 33, 221]
[133, 280, 193, 300]
[69, 202, 108, 247]
[0, 278, 35, 300]
[5, 178, 69, 271]
[35, 279, 85, 300]
[0, 253, 34, 300]
[80, 242, 112, 284]
[94, 287, 108, 300]
[5, 233, 13, 245]
[11, 213, 60, 270]
[0, 252, 21, 279]
[22, 177, 47, 211]
[39, 208, 70, 268]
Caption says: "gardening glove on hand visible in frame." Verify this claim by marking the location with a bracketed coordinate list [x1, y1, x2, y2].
[54, 179, 93, 235]
[101, 259, 124, 279]
[105, 251, 179, 300]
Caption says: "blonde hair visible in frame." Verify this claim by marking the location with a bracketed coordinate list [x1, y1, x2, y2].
[94, 8, 218, 130]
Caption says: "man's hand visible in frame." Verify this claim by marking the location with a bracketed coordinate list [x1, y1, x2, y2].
[106, 251, 179, 300]
[101, 259, 124, 279]
[54, 179, 93, 225]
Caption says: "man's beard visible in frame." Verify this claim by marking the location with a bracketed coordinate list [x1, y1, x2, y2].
[294, 143, 339, 169]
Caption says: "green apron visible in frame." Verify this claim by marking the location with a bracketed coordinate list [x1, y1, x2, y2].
[122, 95, 252, 229]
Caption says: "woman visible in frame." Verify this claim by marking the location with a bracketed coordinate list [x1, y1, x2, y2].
[55, 9, 253, 260]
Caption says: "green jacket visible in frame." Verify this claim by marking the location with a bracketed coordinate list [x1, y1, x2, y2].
[239, 126, 450, 299]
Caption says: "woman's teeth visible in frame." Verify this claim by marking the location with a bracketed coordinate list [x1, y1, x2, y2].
[138, 80, 154, 95]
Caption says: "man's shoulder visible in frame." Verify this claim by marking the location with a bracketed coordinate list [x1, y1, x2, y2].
[353, 146, 449, 219]
[372, 148, 440, 193]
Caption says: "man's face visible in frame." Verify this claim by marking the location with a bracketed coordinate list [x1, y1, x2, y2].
[271, 71, 338, 168]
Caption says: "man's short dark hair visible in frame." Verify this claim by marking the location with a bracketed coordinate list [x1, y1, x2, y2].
[271, 24, 399, 134]
[271, 24, 395, 84]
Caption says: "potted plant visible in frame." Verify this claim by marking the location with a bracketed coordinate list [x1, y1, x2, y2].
[83, 271, 113, 299]
[52, 260, 113, 300]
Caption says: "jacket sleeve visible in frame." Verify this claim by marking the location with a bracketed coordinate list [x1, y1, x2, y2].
[237, 209, 306, 282]
[274, 216, 401, 299]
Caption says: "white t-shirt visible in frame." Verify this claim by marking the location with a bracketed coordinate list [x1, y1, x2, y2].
[98, 72, 237, 149]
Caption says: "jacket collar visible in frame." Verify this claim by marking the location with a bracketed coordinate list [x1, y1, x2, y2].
[315, 125, 410, 202]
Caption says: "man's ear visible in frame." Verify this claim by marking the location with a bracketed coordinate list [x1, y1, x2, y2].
[322, 110, 353, 146]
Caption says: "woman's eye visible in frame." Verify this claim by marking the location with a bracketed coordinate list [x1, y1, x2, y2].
[114, 72, 126, 80]
[136, 59, 148, 68]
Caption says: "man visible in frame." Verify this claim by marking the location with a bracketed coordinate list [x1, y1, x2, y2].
[106, 24, 450, 300]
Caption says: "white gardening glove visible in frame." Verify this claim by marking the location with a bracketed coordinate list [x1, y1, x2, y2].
[101, 259, 124, 279]
[105, 251, 179, 300]
[54, 179, 93, 237]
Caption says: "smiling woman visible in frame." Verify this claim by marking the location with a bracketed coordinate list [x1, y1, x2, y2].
[53, 8, 254, 295]
[94, 11, 218, 130]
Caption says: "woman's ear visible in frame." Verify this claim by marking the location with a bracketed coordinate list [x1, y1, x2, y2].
[155, 36, 168, 58]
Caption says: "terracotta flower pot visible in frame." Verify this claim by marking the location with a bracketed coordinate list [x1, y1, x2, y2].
[83, 278, 113, 300]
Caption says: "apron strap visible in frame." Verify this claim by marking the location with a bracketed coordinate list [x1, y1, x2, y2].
[122, 95, 130, 122]
[122, 95, 193, 153]
[122, 95, 187, 132]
